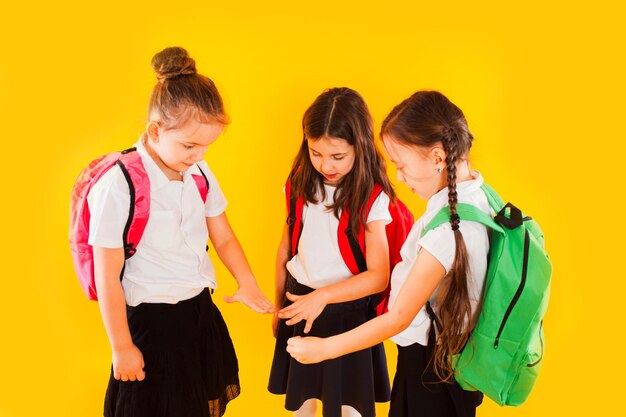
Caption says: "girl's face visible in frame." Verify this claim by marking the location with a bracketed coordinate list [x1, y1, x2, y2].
[307, 135, 356, 186]
[382, 135, 446, 200]
[147, 119, 223, 174]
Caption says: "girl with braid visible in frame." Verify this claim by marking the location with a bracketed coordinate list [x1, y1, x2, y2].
[286, 91, 488, 417]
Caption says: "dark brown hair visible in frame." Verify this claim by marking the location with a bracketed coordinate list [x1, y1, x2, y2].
[148, 46, 228, 128]
[381, 90, 474, 382]
[289, 87, 395, 237]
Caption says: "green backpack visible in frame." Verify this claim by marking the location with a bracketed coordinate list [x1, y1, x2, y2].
[422, 183, 552, 406]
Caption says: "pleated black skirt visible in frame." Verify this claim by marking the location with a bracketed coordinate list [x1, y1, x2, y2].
[104, 288, 240, 417]
[268, 275, 391, 417]
[389, 342, 483, 417]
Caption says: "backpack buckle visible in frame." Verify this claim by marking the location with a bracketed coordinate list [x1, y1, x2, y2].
[286, 216, 295, 226]
[124, 244, 137, 259]
[495, 203, 523, 230]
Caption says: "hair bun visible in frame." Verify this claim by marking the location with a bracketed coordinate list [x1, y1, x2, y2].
[151, 46, 197, 82]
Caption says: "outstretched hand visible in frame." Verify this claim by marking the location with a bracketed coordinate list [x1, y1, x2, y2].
[224, 284, 275, 314]
[286, 336, 331, 364]
[277, 290, 328, 334]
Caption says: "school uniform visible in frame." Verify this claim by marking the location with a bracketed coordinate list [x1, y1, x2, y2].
[386, 171, 490, 417]
[268, 183, 392, 417]
[88, 138, 239, 417]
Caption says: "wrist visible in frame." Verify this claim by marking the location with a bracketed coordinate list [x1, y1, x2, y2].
[316, 287, 331, 304]
[236, 274, 257, 289]
[112, 342, 134, 352]
[322, 336, 338, 360]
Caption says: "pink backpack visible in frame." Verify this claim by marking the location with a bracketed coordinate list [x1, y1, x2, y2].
[69, 147, 209, 300]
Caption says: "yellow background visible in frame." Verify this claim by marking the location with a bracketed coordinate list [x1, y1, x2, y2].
[1, 1, 623, 416]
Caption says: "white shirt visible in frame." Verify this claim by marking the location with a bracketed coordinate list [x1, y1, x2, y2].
[389, 171, 492, 346]
[87, 139, 227, 306]
[286, 183, 392, 288]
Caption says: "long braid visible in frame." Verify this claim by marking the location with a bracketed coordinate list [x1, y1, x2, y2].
[444, 127, 460, 231]
[432, 126, 473, 382]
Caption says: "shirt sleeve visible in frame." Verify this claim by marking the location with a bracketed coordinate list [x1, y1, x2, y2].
[87, 166, 130, 248]
[366, 192, 392, 225]
[199, 161, 228, 217]
[417, 224, 456, 273]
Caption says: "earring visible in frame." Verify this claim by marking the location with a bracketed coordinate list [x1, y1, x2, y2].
[435, 167, 442, 174]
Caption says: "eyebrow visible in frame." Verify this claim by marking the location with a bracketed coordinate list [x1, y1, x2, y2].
[309, 148, 347, 157]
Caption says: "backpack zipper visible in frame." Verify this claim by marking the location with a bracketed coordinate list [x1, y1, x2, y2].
[494, 228, 530, 348]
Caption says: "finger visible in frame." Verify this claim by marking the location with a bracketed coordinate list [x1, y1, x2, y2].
[278, 303, 296, 315]
[254, 297, 275, 312]
[121, 374, 129, 382]
[128, 374, 137, 382]
[223, 294, 239, 304]
[286, 338, 299, 353]
[114, 371, 121, 380]
[286, 315, 304, 326]
[277, 308, 298, 319]
[285, 292, 301, 302]
[287, 336, 301, 345]
[137, 370, 146, 381]
[303, 317, 314, 334]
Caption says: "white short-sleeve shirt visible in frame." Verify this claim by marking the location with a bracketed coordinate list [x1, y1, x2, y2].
[286, 183, 392, 289]
[388, 171, 493, 346]
[87, 138, 227, 306]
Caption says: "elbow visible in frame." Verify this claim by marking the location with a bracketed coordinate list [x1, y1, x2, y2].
[387, 305, 414, 333]
[371, 269, 390, 293]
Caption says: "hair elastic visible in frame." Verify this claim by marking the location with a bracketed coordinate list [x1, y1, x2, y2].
[450, 213, 460, 231]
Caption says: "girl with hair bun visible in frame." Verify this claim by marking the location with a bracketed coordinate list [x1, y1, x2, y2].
[287, 91, 488, 417]
[88, 46, 274, 417]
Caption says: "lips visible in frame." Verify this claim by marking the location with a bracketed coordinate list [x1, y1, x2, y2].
[323, 173, 337, 180]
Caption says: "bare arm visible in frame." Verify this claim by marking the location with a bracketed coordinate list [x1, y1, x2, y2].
[275, 223, 291, 309]
[278, 219, 390, 333]
[286, 248, 446, 363]
[273, 223, 291, 337]
[93, 246, 145, 381]
[206, 212, 274, 314]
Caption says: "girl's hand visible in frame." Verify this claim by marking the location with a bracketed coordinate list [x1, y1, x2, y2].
[112, 344, 145, 382]
[277, 290, 328, 334]
[224, 283, 275, 314]
[286, 336, 331, 364]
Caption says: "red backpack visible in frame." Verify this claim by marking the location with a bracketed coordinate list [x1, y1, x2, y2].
[285, 181, 414, 315]
[69, 147, 209, 301]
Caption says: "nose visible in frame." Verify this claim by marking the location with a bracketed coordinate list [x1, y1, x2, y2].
[320, 158, 332, 173]
[192, 148, 206, 162]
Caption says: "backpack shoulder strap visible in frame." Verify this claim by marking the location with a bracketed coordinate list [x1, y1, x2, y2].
[480, 182, 505, 212]
[338, 184, 384, 275]
[422, 203, 505, 238]
[285, 180, 304, 257]
[192, 164, 210, 203]
[116, 148, 151, 259]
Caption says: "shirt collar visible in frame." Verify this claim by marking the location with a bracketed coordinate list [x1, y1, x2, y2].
[133, 136, 172, 191]
[134, 136, 205, 191]
[425, 170, 484, 213]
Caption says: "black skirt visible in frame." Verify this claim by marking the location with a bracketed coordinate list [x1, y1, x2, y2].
[268, 275, 391, 417]
[104, 288, 240, 417]
[389, 318, 483, 417]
